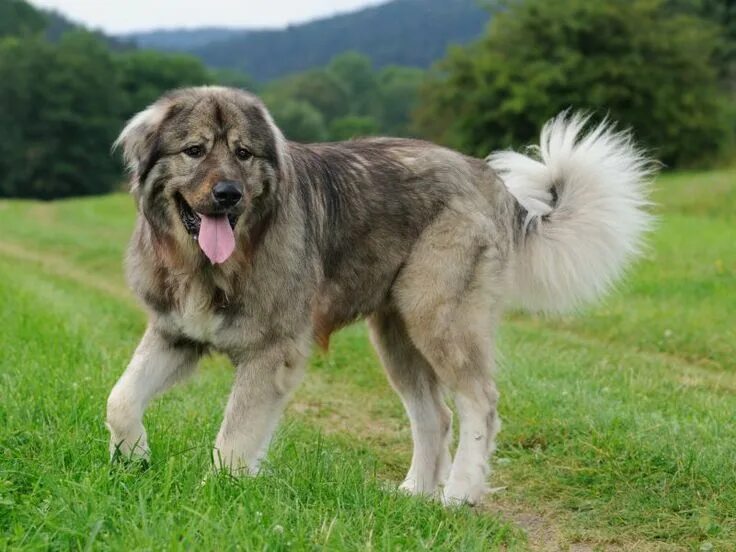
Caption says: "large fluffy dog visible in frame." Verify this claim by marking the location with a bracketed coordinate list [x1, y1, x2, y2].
[107, 86, 653, 505]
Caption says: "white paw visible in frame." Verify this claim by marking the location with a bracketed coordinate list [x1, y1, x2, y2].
[109, 433, 150, 464]
[399, 477, 425, 495]
[106, 406, 149, 463]
[211, 448, 260, 476]
[398, 472, 441, 497]
[441, 477, 487, 506]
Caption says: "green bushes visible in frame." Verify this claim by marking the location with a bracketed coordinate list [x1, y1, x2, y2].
[261, 53, 424, 143]
[0, 33, 124, 198]
[414, 0, 735, 167]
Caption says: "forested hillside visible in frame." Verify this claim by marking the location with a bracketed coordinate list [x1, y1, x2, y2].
[125, 0, 489, 81]
[126, 28, 248, 51]
[42, 9, 133, 50]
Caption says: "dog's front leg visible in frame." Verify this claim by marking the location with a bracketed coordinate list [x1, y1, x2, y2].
[106, 326, 201, 462]
[213, 340, 307, 475]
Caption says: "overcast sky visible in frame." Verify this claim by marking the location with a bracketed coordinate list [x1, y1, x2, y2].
[30, 0, 387, 34]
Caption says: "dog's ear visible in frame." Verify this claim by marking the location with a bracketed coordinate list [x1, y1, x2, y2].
[113, 101, 170, 188]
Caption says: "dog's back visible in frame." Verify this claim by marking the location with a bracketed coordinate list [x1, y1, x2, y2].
[288, 137, 515, 348]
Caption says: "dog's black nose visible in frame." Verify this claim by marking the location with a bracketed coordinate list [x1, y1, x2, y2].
[212, 181, 242, 208]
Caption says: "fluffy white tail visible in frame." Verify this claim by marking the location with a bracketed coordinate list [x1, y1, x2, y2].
[487, 112, 656, 314]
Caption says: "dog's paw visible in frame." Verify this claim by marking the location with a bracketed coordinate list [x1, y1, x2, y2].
[109, 437, 150, 467]
[398, 472, 448, 500]
[441, 489, 478, 507]
[441, 479, 487, 507]
[398, 478, 425, 497]
[210, 448, 262, 478]
[109, 447, 150, 474]
[398, 478, 417, 493]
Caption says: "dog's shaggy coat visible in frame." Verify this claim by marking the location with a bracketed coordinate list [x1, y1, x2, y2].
[107, 86, 653, 504]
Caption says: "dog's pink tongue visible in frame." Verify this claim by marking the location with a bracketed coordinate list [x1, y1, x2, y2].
[196, 214, 235, 264]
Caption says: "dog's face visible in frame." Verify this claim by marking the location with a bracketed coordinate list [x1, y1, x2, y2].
[115, 87, 285, 264]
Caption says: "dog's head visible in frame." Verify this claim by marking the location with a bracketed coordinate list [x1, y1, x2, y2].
[115, 86, 286, 265]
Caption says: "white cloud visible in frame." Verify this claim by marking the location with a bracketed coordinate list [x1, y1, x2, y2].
[29, 0, 387, 34]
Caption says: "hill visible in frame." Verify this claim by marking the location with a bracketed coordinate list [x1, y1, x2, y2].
[123, 0, 489, 81]
[125, 27, 249, 51]
[43, 8, 134, 50]
[0, 0, 132, 49]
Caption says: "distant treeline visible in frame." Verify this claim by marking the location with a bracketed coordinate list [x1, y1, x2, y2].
[0, 0, 734, 199]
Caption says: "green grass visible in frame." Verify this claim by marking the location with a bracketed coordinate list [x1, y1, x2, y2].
[0, 168, 734, 550]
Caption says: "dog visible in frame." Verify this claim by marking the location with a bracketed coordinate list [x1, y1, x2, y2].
[107, 86, 653, 505]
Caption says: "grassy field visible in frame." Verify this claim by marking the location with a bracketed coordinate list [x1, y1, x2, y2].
[0, 168, 734, 550]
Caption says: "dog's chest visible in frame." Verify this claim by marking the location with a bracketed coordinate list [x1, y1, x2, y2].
[162, 283, 235, 346]
[174, 304, 223, 344]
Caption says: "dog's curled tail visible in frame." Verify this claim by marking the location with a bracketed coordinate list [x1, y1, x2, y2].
[487, 112, 656, 314]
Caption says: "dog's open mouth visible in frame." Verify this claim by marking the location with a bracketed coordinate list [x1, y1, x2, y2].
[176, 194, 239, 237]
[176, 193, 240, 264]
[177, 194, 201, 237]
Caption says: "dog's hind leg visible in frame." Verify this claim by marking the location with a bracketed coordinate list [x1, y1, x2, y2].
[106, 326, 202, 462]
[406, 316, 501, 506]
[212, 336, 309, 475]
[401, 279, 501, 506]
[395, 208, 506, 505]
[368, 309, 452, 496]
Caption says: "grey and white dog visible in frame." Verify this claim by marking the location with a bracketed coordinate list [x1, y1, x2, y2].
[107, 86, 653, 505]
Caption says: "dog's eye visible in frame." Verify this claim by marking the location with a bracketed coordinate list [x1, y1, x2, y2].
[235, 147, 252, 161]
[183, 145, 204, 158]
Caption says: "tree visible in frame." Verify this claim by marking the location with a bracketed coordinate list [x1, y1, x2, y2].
[377, 65, 424, 136]
[329, 116, 380, 140]
[328, 52, 383, 120]
[0, 0, 45, 39]
[210, 68, 257, 92]
[117, 50, 212, 117]
[260, 51, 427, 141]
[267, 99, 328, 143]
[665, 0, 736, 92]
[0, 32, 124, 198]
[262, 52, 426, 141]
[415, 0, 733, 167]
[264, 68, 350, 124]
